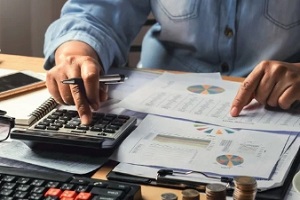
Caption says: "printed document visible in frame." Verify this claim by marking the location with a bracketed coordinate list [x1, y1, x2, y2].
[111, 115, 291, 179]
[119, 72, 300, 131]
[113, 134, 300, 191]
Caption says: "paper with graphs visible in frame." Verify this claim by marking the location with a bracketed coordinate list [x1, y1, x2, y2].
[119, 72, 300, 131]
[111, 115, 292, 178]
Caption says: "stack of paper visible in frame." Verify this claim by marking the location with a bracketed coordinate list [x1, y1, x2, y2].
[110, 72, 300, 192]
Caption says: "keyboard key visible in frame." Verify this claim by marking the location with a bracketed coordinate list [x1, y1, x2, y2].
[75, 192, 92, 200]
[90, 187, 124, 199]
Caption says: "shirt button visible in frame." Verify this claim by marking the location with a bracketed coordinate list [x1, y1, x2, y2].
[224, 26, 233, 37]
[221, 62, 230, 73]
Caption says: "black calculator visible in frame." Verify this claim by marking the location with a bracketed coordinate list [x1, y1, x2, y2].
[10, 109, 137, 154]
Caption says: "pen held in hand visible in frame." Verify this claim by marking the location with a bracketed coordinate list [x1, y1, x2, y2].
[61, 74, 128, 85]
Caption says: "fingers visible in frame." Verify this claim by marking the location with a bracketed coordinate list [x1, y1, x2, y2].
[277, 78, 300, 110]
[80, 57, 101, 110]
[99, 83, 108, 101]
[46, 68, 72, 105]
[70, 82, 92, 125]
[66, 57, 95, 125]
[231, 61, 300, 117]
[230, 66, 264, 117]
[46, 55, 104, 125]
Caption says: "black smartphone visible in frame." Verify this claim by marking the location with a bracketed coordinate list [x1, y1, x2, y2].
[0, 71, 45, 99]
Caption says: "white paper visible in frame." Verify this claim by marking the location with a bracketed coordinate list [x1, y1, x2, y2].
[119, 73, 300, 132]
[107, 68, 222, 100]
[111, 115, 290, 178]
[113, 136, 299, 191]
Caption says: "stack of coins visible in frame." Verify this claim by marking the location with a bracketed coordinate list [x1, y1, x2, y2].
[205, 183, 227, 200]
[181, 189, 199, 200]
[233, 176, 257, 200]
[161, 192, 178, 200]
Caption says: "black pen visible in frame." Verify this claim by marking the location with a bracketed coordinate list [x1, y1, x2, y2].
[61, 74, 128, 85]
[156, 169, 234, 191]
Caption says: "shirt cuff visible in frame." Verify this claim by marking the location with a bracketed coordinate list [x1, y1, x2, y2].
[43, 31, 112, 74]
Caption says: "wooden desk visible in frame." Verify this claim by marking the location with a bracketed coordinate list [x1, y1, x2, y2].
[0, 54, 46, 73]
[1, 53, 244, 200]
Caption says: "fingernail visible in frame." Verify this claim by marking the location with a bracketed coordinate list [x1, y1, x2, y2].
[81, 114, 91, 125]
[91, 103, 99, 111]
[230, 106, 238, 117]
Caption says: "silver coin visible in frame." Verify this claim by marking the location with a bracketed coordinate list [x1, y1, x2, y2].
[161, 192, 178, 200]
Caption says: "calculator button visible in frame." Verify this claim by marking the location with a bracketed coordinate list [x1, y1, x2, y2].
[47, 126, 59, 131]
[53, 122, 64, 128]
[90, 127, 102, 132]
[93, 124, 106, 129]
[117, 115, 130, 120]
[105, 114, 117, 118]
[103, 129, 116, 134]
[106, 125, 120, 130]
[38, 121, 50, 126]
[110, 121, 123, 126]
[77, 125, 89, 130]
[34, 124, 47, 129]
[60, 116, 72, 121]
[103, 116, 116, 121]
[2, 183, 17, 190]
[67, 121, 81, 126]
[71, 130, 87, 134]
[64, 124, 77, 129]
[47, 115, 60, 120]
[43, 118, 55, 123]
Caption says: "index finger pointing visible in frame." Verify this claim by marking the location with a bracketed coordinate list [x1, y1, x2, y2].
[230, 77, 259, 117]
[70, 83, 92, 125]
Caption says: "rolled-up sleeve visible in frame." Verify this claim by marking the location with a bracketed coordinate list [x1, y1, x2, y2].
[43, 0, 150, 73]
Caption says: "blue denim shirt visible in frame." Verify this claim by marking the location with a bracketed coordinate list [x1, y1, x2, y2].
[44, 0, 300, 77]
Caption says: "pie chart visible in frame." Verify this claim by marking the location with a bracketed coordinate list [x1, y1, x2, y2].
[216, 155, 244, 168]
[187, 85, 225, 94]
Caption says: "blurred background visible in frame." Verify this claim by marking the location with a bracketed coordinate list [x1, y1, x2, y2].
[0, 0, 153, 67]
[0, 0, 65, 57]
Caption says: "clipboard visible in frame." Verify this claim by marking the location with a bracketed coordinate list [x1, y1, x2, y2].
[107, 146, 300, 200]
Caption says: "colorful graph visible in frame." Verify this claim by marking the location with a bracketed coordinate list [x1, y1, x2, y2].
[216, 155, 244, 168]
[187, 85, 225, 94]
[194, 124, 235, 135]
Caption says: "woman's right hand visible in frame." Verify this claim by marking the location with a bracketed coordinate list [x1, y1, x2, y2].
[46, 41, 108, 125]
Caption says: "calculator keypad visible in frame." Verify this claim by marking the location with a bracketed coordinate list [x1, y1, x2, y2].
[29, 109, 136, 140]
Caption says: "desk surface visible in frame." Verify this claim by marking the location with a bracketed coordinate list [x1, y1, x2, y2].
[0, 53, 244, 199]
